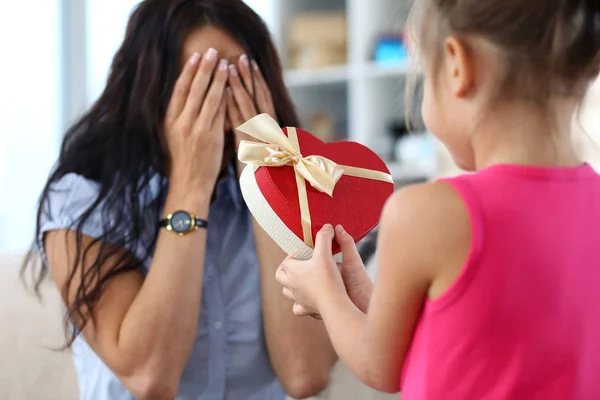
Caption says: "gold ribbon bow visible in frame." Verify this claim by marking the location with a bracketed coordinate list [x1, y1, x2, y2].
[237, 113, 393, 248]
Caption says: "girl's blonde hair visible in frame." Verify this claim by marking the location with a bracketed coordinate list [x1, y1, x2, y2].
[409, 0, 600, 103]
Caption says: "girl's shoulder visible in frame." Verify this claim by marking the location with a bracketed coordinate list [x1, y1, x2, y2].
[379, 181, 473, 289]
[383, 180, 470, 231]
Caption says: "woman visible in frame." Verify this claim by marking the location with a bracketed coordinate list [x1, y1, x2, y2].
[22, 1, 336, 399]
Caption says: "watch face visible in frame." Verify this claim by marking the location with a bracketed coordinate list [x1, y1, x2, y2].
[170, 211, 192, 234]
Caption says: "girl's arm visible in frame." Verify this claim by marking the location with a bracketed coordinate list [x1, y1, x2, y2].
[284, 182, 471, 393]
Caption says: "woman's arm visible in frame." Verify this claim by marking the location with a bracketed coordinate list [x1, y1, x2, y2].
[253, 223, 338, 399]
[227, 56, 337, 398]
[45, 50, 230, 400]
[46, 191, 209, 400]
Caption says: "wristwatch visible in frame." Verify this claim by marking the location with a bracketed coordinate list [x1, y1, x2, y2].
[159, 210, 208, 236]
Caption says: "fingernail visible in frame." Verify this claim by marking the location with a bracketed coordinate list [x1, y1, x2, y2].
[240, 54, 249, 66]
[251, 60, 259, 71]
[228, 64, 238, 76]
[323, 224, 334, 233]
[189, 52, 201, 65]
[218, 59, 228, 71]
[206, 48, 218, 60]
[336, 225, 345, 234]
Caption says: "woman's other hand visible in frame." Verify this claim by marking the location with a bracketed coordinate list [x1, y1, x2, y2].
[165, 48, 229, 196]
[226, 55, 277, 176]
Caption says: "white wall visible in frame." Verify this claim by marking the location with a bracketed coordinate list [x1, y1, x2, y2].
[85, 0, 142, 104]
[0, 0, 275, 253]
[0, 1, 63, 252]
[86, 0, 274, 104]
[0, 0, 141, 253]
[245, 0, 275, 29]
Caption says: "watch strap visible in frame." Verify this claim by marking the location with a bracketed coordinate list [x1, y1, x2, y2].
[194, 218, 208, 229]
[158, 212, 208, 232]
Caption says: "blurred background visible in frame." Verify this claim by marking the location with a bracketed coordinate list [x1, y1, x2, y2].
[3, 0, 597, 255]
[0, 0, 437, 255]
[0, 1, 598, 399]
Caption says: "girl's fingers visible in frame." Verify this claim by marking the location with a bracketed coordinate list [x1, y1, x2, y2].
[275, 264, 289, 286]
[314, 224, 335, 258]
[182, 48, 220, 120]
[165, 52, 201, 123]
[196, 58, 229, 126]
[293, 302, 312, 317]
[282, 287, 296, 302]
[335, 225, 362, 265]
[228, 63, 256, 119]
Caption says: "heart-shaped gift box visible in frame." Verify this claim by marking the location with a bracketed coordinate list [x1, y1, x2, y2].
[237, 114, 395, 260]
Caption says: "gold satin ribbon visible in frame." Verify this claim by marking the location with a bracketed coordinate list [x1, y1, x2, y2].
[237, 113, 393, 248]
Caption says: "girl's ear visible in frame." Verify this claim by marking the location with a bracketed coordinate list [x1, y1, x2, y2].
[443, 36, 475, 98]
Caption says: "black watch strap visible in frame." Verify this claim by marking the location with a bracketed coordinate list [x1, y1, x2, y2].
[159, 210, 208, 234]
[158, 219, 209, 228]
[193, 218, 208, 229]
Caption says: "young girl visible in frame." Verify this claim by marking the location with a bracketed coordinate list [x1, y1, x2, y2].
[276, 0, 600, 398]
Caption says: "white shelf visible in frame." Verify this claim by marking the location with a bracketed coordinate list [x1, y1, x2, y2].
[283, 62, 414, 89]
[284, 65, 350, 88]
[386, 162, 436, 182]
[362, 61, 414, 79]
[275, 0, 437, 177]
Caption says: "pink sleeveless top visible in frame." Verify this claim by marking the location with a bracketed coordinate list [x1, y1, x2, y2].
[400, 164, 600, 400]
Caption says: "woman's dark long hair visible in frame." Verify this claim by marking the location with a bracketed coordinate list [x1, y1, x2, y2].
[21, 0, 299, 347]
